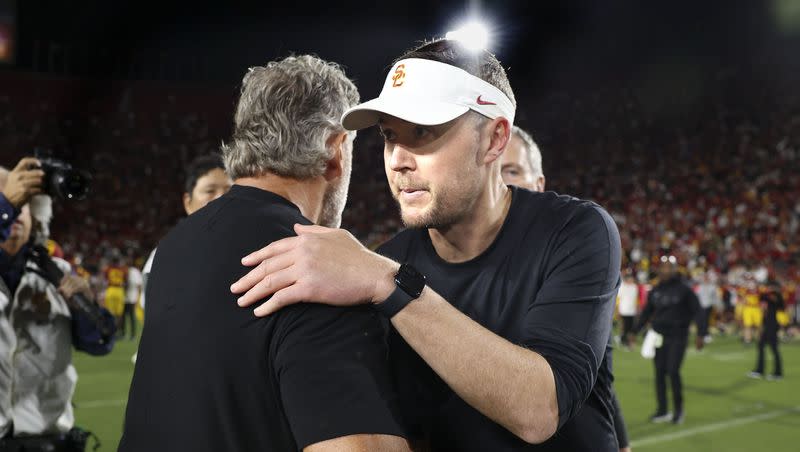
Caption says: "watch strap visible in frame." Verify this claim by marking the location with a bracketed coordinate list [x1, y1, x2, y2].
[375, 285, 415, 318]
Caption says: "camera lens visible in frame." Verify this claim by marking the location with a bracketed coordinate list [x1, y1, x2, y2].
[54, 169, 90, 200]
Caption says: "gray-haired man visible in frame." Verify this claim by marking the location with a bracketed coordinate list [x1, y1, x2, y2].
[500, 126, 546, 192]
[120, 55, 408, 452]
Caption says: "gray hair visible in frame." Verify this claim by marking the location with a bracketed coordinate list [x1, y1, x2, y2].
[512, 126, 544, 178]
[222, 55, 359, 180]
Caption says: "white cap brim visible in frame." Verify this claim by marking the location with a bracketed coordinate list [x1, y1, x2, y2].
[342, 97, 469, 130]
[340, 58, 515, 131]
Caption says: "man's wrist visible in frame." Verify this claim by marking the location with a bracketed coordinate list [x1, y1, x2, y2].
[372, 260, 401, 305]
[0, 190, 23, 210]
[0, 192, 20, 221]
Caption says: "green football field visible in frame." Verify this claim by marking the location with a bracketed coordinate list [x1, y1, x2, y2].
[73, 333, 800, 451]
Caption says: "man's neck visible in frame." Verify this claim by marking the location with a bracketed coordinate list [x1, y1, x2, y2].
[235, 175, 326, 224]
[428, 181, 512, 263]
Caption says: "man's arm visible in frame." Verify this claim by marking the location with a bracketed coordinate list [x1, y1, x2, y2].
[611, 390, 631, 452]
[60, 273, 116, 355]
[388, 287, 559, 443]
[305, 434, 409, 452]
[687, 286, 707, 338]
[633, 291, 655, 335]
[233, 206, 620, 444]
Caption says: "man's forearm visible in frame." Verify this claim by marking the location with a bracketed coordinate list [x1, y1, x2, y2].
[304, 434, 410, 452]
[390, 286, 559, 444]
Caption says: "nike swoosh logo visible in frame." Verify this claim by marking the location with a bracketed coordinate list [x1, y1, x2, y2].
[476, 95, 496, 105]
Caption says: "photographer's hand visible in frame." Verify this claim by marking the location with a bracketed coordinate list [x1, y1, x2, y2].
[59, 275, 95, 306]
[2, 157, 44, 208]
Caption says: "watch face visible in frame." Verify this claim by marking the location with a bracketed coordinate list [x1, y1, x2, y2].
[397, 264, 426, 298]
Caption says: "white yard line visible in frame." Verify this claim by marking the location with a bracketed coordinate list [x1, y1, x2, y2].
[632, 406, 800, 448]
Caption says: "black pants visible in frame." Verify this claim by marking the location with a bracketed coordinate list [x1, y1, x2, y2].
[621, 316, 635, 340]
[0, 434, 79, 452]
[702, 307, 713, 334]
[653, 334, 688, 414]
[120, 303, 137, 338]
[755, 329, 782, 376]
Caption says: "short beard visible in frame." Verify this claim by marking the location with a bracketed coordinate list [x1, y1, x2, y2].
[319, 179, 348, 228]
[318, 148, 352, 228]
[397, 170, 482, 230]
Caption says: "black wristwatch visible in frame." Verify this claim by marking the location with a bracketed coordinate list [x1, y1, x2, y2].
[375, 264, 426, 318]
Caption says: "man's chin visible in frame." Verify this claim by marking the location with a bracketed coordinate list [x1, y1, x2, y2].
[400, 208, 432, 229]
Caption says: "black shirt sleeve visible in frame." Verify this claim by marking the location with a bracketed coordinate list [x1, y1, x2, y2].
[686, 285, 707, 337]
[611, 390, 629, 448]
[521, 205, 621, 429]
[635, 290, 656, 334]
[273, 304, 405, 449]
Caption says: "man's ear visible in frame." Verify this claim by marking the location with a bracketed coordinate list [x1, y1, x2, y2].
[483, 117, 512, 164]
[323, 132, 348, 182]
[535, 175, 546, 192]
[182, 192, 192, 214]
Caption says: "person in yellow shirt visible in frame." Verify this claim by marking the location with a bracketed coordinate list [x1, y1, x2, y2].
[740, 278, 762, 344]
[103, 256, 128, 323]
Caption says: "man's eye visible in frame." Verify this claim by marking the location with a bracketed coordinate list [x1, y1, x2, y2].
[413, 127, 429, 139]
[380, 129, 396, 141]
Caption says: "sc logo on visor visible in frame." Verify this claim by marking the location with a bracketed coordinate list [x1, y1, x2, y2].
[392, 64, 406, 87]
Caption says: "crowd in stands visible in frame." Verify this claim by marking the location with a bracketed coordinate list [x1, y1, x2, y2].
[1, 67, 798, 323]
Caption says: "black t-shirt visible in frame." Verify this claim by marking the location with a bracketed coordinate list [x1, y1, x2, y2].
[120, 185, 404, 452]
[637, 276, 705, 338]
[378, 187, 621, 451]
[761, 291, 785, 332]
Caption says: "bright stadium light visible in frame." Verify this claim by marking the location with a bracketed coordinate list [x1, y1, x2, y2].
[445, 21, 490, 51]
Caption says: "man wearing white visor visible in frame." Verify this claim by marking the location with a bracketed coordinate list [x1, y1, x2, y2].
[232, 39, 621, 451]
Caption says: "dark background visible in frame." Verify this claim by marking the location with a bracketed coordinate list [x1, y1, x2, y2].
[8, 0, 800, 108]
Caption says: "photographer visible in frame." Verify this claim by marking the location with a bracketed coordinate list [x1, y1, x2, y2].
[0, 157, 115, 450]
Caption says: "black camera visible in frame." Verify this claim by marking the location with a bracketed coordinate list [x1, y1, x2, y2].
[33, 150, 91, 200]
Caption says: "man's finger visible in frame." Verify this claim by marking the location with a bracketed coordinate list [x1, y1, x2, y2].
[231, 252, 294, 295]
[231, 259, 297, 306]
[241, 236, 299, 266]
[237, 266, 296, 307]
[22, 170, 45, 181]
[294, 223, 334, 235]
[253, 284, 307, 317]
[13, 157, 40, 171]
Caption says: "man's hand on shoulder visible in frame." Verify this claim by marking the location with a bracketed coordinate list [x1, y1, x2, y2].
[231, 223, 399, 316]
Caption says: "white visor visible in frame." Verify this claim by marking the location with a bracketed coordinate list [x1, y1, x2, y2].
[341, 58, 515, 130]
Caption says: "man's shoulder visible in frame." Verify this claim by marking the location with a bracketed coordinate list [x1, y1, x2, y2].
[513, 188, 612, 231]
[162, 192, 305, 251]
